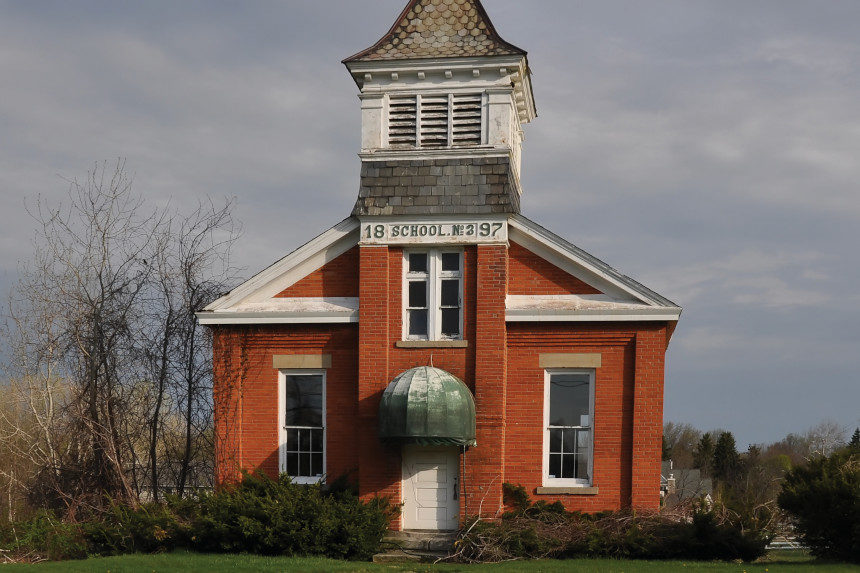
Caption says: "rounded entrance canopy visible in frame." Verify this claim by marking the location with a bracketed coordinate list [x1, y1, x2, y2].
[379, 366, 477, 447]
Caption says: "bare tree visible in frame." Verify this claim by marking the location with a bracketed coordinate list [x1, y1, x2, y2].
[805, 419, 847, 458]
[2, 160, 238, 515]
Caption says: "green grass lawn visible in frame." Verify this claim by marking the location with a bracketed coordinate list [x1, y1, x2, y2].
[1, 550, 854, 572]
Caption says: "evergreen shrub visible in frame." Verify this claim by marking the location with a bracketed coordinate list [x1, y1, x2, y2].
[777, 449, 859, 563]
[185, 472, 394, 560]
[0, 472, 395, 562]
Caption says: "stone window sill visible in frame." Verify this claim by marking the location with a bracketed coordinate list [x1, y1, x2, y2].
[395, 340, 468, 349]
[535, 487, 599, 496]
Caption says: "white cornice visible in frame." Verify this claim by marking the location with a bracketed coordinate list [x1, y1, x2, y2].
[506, 294, 681, 323]
[506, 308, 682, 323]
[359, 147, 509, 162]
[196, 311, 358, 326]
[347, 55, 535, 124]
[197, 297, 359, 326]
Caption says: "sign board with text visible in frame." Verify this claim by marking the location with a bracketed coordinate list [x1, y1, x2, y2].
[359, 219, 508, 245]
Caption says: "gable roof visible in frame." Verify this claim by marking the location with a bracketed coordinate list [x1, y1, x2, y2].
[508, 215, 679, 308]
[343, 0, 526, 63]
[197, 215, 680, 326]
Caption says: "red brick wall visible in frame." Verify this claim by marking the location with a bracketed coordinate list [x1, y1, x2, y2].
[275, 247, 359, 298]
[508, 241, 601, 296]
[211, 325, 359, 486]
[212, 240, 669, 518]
[356, 245, 400, 523]
[468, 244, 509, 518]
[505, 322, 666, 512]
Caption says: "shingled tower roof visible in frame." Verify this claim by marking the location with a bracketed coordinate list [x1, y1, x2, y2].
[344, 0, 526, 62]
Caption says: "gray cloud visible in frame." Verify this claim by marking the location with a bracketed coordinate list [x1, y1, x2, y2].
[2, 0, 858, 446]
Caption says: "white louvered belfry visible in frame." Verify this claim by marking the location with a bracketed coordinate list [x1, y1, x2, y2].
[388, 93, 483, 148]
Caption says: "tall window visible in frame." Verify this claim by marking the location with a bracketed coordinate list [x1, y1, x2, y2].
[544, 370, 593, 486]
[279, 372, 325, 484]
[405, 250, 463, 340]
[388, 93, 483, 148]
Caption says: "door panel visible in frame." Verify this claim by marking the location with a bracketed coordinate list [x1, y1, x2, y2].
[402, 446, 459, 530]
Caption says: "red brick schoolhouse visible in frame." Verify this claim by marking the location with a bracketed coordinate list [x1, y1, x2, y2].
[198, 0, 681, 531]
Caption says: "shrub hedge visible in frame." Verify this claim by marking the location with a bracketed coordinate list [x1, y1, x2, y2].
[0, 472, 395, 563]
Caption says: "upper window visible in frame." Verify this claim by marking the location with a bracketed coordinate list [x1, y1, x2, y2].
[405, 250, 463, 340]
[389, 93, 483, 149]
[279, 371, 325, 484]
[544, 370, 594, 486]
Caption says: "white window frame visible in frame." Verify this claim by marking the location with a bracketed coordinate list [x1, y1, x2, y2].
[542, 369, 595, 487]
[278, 369, 326, 485]
[403, 249, 464, 341]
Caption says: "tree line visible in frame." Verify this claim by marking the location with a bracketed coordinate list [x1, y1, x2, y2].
[662, 419, 859, 536]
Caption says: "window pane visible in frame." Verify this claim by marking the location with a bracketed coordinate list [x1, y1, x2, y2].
[285, 375, 323, 427]
[576, 455, 589, 481]
[287, 431, 299, 452]
[441, 279, 459, 307]
[549, 429, 562, 454]
[299, 429, 311, 452]
[409, 253, 427, 273]
[562, 429, 577, 454]
[312, 453, 323, 477]
[549, 454, 561, 479]
[441, 308, 460, 336]
[409, 280, 427, 308]
[562, 454, 576, 479]
[311, 429, 323, 452]
[549, 374, 590, 427]
[577, 429, 590, 450]
[287, 452, 298, 476]
[409, 309, 428, 336]
[441, 253, 460, 272]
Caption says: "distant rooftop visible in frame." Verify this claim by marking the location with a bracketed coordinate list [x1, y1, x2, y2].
[344, 0, 526, 62]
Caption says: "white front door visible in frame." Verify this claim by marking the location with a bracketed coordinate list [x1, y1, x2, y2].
[401, 446, 459, 530]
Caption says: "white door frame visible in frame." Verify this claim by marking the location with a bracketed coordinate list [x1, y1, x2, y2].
[401, 445, 460, 531]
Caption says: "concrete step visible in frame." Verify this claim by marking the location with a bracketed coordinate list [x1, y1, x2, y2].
[372, 549, 422, 563]
[374, 530, 457, 563]
[383, 530, 457, 552]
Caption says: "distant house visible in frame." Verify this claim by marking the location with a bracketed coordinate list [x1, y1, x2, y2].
[661, 461, 712, 506]
[198, 0, 681, 531]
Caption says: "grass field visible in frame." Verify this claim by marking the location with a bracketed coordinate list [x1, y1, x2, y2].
[1, 550, 854, 573]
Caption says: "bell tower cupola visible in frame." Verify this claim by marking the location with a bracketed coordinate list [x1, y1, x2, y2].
[344, 0, 536, 216]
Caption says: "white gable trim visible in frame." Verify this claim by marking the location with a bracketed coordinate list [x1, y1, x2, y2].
[197, 298, 359, 326]
[508, 215, 681, 313]
[202, 218, 360, 312]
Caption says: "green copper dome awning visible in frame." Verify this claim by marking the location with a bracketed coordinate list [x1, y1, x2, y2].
[379, 366, 477, 447]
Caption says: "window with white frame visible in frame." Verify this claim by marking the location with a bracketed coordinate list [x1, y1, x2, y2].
[405, 250, 463, 340]
[544, 370, 594, 486]
[388, 93, 483, 148]
[279, 371, 325, 484]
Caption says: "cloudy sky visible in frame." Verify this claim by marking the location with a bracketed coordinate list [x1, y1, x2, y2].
[2, 1, 858, 447]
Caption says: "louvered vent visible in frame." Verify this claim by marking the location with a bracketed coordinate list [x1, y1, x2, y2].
[389, 95, 417, 147]
[452, 94, 482, 146]
[387, 93, 482, 148]
[419, 95, 450, 148]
